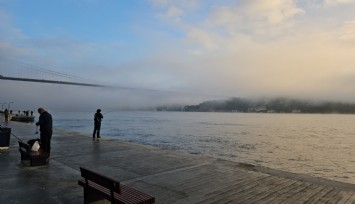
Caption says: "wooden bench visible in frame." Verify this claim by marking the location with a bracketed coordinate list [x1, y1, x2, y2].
[18, 141, 48, 166]
[78, 167, 155, 204]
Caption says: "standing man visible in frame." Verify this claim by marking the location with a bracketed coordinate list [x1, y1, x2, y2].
[36, 108, 52, 158]
[4, 108, 9, 121]
[93, 109, 103, 139]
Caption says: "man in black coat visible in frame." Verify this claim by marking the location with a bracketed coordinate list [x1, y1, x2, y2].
[93, 109, 103, 138]
[36, 107, 52, 158]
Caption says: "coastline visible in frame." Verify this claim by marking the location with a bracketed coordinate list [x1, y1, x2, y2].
[1, 117, 355, 203]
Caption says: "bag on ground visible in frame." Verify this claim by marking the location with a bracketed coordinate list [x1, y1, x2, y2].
[27, 139, 41, 151]
[31, 141, 40, 151]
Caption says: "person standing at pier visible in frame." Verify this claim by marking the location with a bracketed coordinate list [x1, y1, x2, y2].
[93, 109, 103, 139]
[4, 109, 9, 121]
[36, 108, 52, 158]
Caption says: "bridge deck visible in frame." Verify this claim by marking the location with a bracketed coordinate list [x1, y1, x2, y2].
[1, 117, 355, 203]
[0, 75, 106, 87]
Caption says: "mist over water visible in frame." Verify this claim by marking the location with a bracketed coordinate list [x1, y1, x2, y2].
[53, 111, 355, 184]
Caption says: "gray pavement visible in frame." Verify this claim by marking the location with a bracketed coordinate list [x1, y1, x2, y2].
[1, 116, 355, 204]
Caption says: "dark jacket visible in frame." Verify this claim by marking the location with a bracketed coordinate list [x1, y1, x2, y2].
[36, 111, 53, 133]
[94, 112, 103, 124]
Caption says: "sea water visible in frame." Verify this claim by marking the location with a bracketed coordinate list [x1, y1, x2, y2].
[52, 111, 355, 184]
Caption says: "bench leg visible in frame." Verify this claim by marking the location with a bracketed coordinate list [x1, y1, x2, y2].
[20, 152, 30, 160]
[83, 187, 106, 204]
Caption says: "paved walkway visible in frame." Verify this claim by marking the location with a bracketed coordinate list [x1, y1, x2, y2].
[1, 116, 355, 203]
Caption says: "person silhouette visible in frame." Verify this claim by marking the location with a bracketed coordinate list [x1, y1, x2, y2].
[35, 108, 52, 158]
[4, 109, 9, 121]
[93, 109, 103, 139]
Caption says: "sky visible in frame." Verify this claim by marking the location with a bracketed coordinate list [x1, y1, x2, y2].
[1, 0, 355, 111]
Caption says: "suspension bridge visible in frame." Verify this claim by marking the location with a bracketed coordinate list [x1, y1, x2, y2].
[0, 57, 231, 101]
[0, 57, 107, 87]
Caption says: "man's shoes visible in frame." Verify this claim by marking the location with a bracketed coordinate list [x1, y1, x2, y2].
[97, 136, 101, 138]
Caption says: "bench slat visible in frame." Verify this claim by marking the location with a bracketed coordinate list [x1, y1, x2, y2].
[79, 179, 155, 204]
[121, 185, 155, 202]
[78, 167, 155, 204]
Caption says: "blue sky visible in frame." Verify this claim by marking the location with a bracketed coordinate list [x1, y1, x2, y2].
[1, 1, 161, 62]
[3, 1, 149, 39]
[1, 0, 355, 110]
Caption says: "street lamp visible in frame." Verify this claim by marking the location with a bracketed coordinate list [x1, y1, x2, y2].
[1, 103, 6, 111]
[7, 102, 14, 110]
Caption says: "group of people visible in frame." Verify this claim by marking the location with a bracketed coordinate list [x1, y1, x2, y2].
[3, 106, 102, 161]
[31, 108, 103, 159]
[3, 109, 35, 122]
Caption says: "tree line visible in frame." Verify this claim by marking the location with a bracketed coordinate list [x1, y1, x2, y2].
[177, 97, 355, 113]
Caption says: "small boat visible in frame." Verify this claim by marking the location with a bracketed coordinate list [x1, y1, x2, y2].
[10, 115, 35, 122]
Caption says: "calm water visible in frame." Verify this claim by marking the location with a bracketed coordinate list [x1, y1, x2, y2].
[52, 111, 355, 184]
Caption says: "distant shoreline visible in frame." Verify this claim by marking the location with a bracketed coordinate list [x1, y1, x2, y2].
[156, 97, 355, 114]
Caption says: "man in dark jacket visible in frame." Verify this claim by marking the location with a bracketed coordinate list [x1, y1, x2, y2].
[4, 108, 9, 121]
[36, 107, 52, 158]
[93, 109, 103, 138]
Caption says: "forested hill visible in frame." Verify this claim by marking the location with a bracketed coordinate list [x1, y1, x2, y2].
[159, 98, 355, 114]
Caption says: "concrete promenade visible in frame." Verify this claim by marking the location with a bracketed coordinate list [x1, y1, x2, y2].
[1, 117, 355, 203]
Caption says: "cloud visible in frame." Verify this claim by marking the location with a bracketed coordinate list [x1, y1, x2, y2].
[186, 28, 223, 51]
[240, 0, 304, 24]
[0, 10, 24, 40]
[150, 0, 200, 23]
[149, 0, 355, 102]
[324, 0, 355, 6]
[207, 0, 304, 27]
[166, 6, 183, 18]
[0, 10, 30, 59]
[338, 20, 355, 41]
[180, 0, 305, 54]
